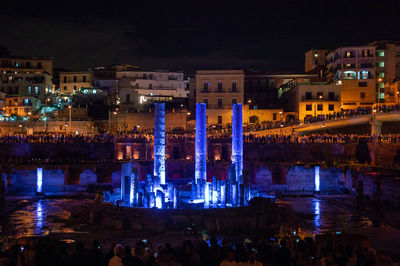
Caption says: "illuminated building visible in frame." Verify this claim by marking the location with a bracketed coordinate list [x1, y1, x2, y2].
[0, 72, 52, 101]
[0, 56, 53, 76]
[195, 70, 244, 127]
[326, 46, 377, 109]
[279, 82, 341, 122]
[116, 70, 189, 110]
[309, 40, 400, 109]
[59, 71, 93, 95]
[4, 96, 42, 116]
[305, 49, 329, 72]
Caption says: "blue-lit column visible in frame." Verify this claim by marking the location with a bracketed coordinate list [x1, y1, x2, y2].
[36, 167, 43, 193]
[232, 103, 243, 184]
[154, 103, 166, 186]
[195, 103, 207, 185]
[314, 166, 320, 192]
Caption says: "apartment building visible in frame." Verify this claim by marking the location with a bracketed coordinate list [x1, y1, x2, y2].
[307, 40, 400, 109]
[115, 70, 188, 110]
[0, 56, 53, 75]
[305, 49, 329, 72]
[326, 46, 376, 109]
[195, 70, 244, 127]
[0, 72, 52, 101]
[280, 82, 341, 121]
[59, 71, 93, 95]
[4, 96, 42, 116]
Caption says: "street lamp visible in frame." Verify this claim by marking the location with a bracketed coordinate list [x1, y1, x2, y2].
[319, 95, 323, 119]
[377, 78, 383, 110]
[68, 105, 72, 132]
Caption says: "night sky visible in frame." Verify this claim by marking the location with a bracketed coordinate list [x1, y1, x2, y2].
[1, 0, 399, 73]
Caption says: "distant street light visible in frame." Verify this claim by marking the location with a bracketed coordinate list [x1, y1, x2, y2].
[68, 105, 72, 132]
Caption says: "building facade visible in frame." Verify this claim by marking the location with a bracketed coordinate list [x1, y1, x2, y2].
[280, 82, 341, 121]
[59, 71, 93, 95]
[116, 70, 188, 110]
[309, 40, 400, 109]
[326, 46, 377, 109]
[4, 96, 42, 116]
[195, 70, 244, 127]
[0, 57, 53, 75]
[305, 49, 329, 72]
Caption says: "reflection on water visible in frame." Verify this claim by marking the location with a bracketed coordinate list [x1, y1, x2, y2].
[277, 196, 374, 235]
[2, 199, 90, 239]
[1, 196, 382, 240]
[313, 198, 320, 231]
[36, 201, 43, 235]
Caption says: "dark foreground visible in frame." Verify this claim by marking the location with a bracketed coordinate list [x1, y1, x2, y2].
[1, 195, 400, 265]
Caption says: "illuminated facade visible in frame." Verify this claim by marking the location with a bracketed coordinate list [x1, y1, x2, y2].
[195, 70, 244, 127]
[0, 72, 52, 101]
[59, 71, 93, 95]
[326, 46, 376, 109]
[305, 49, 329, 72]
[116, 70, 189, 110]
[4, 96, 41, 116]
[279, 82, 341, 121]
[0, 56, 53, 76]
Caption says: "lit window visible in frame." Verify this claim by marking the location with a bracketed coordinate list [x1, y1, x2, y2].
[377, 51, 385, 57]
[34, 86, 39, 94]
[358, 70, 370, 79]
[28, 86, 32, 95]
[377, 61, 384, 68]
[343, 71, 356, 80]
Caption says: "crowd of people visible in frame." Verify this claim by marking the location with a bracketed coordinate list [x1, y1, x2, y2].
[2, 132, 400, 145]
[0, 232, 393, 266]
[303, 105, 400, 124]
[0, 134, 115, 144]
[244, 134, 400, 144]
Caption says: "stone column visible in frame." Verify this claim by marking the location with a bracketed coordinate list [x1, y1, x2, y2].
[154, 103, 166, 185]
[37, 167, 43, 193]
[232, 103, 243, 184]
[195, 103, 207, 185]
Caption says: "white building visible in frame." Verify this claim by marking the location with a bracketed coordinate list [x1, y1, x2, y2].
[116, 70, 189, 107]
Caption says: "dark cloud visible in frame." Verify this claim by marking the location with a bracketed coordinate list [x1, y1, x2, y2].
[1, 0, 400, 73]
